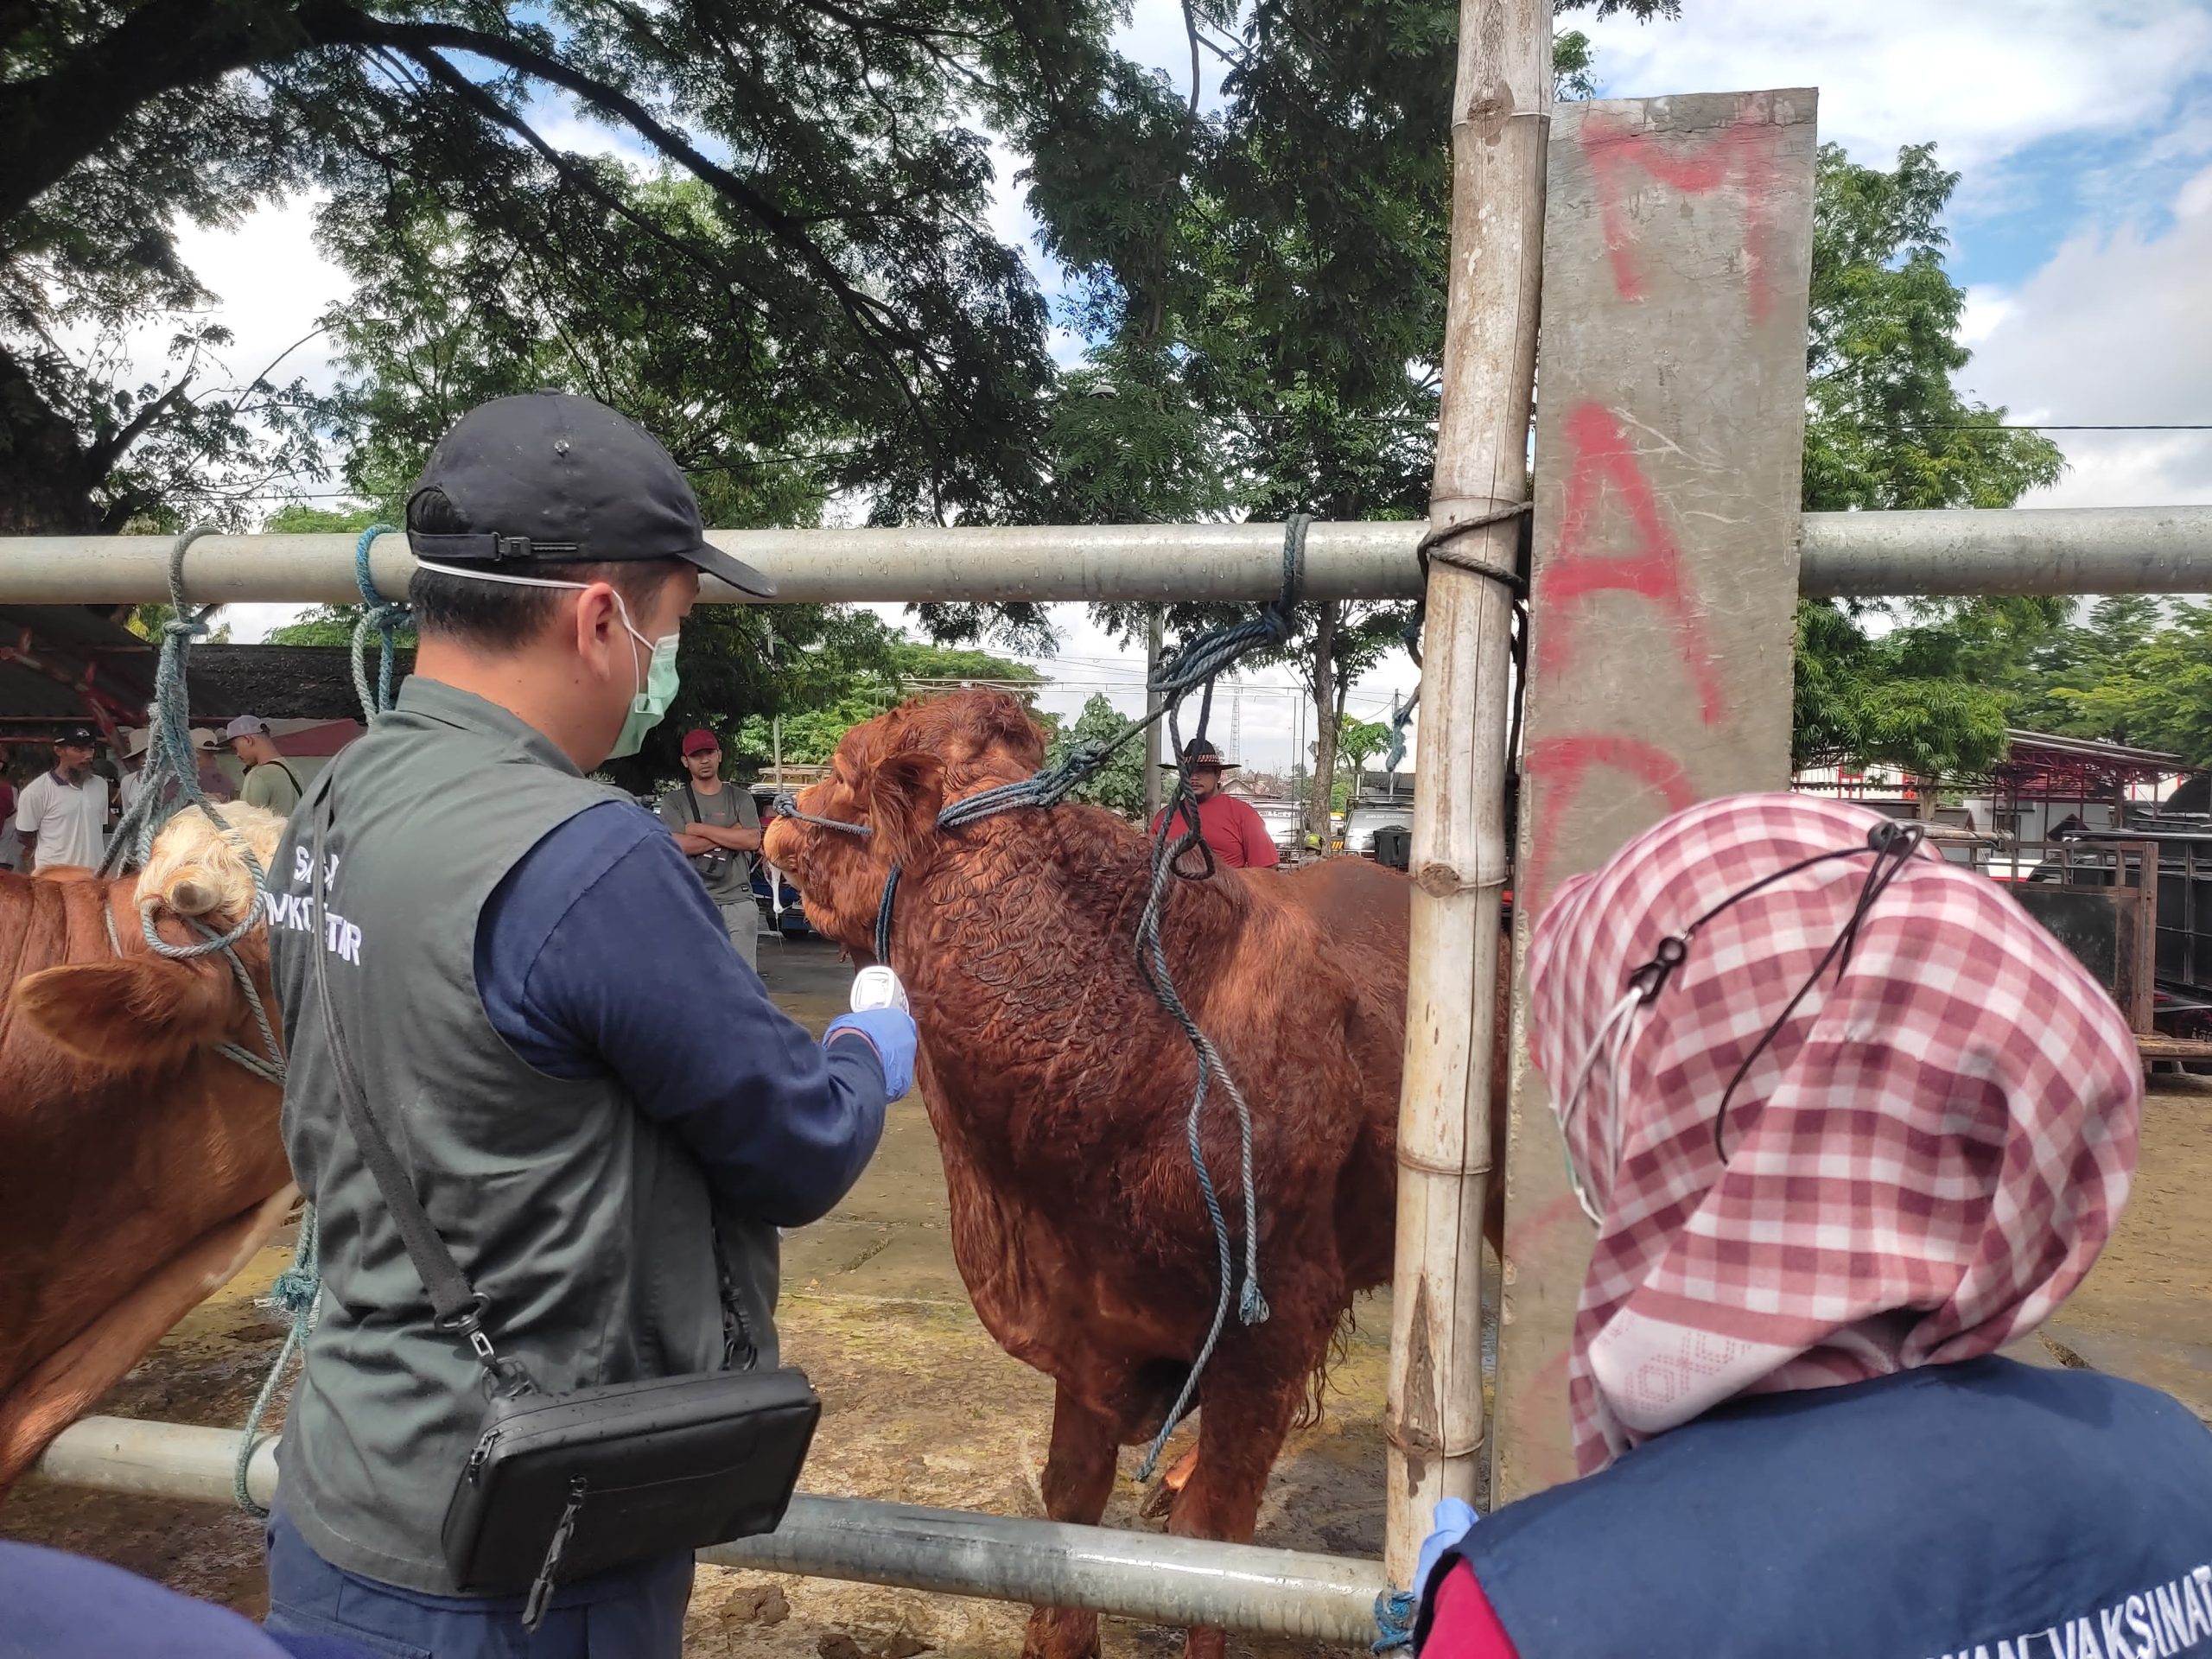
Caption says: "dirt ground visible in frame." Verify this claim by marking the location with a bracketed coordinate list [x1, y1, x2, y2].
[6, 937, 2209, 1657]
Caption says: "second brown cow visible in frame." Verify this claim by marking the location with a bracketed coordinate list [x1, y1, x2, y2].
[766, 689, 1509, 1659]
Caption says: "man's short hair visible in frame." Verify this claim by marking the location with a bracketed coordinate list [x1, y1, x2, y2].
[405, 487, 681, 650]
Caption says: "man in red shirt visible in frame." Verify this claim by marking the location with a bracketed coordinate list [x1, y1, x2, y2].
[1149, 740, 1280, 870]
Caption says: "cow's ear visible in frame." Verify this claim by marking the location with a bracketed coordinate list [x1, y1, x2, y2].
[13, 957, 240, 1069]
[868, 750, 945, 869]
[969, 689, 1044, 766]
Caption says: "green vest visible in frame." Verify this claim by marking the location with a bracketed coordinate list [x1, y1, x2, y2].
[269, 678, 779, 1592]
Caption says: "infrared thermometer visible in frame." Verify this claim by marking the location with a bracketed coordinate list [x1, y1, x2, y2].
[849, 964, 909, 1014]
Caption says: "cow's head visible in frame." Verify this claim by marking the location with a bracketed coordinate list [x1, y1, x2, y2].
[14, 804, 286, 1072]
[762, 688, 1044, 956]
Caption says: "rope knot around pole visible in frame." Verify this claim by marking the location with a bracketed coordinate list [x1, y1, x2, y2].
[1372, 1589, 1418, 1652]
[1416, 502, 1530, 594]
[350, 524, 409, 719]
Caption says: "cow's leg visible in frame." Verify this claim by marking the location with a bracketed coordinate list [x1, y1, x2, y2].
[1022, 1382, 1121, 1659]
[1167, 1304, 1334, 1659]
[0, 1184, 296, 1495]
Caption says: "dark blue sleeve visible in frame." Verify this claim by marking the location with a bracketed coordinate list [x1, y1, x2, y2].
[475, 800, 887, 1227]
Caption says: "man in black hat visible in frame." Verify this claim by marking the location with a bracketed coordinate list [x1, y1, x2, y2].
[1149, 737, 1280, 870]
[14, 726, 109, 873]
[262, 393, 916, 1655]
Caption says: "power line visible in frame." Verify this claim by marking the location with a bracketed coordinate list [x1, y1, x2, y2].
[1893, 422, 2212, 432]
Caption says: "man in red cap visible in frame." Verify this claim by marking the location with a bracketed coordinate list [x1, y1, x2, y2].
[1149, 738, 1280, 870]
[658, 728, 766, 966]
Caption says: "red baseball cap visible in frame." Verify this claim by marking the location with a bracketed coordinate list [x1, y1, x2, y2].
[681, 728, 721, 755]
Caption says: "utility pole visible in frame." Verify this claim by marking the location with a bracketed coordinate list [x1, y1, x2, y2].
[1143, 607, 1165, 821]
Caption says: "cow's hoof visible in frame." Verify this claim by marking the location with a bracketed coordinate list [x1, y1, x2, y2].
[1023, 1606, 1100, 1659]
[1139, 1441, 1201, 1519]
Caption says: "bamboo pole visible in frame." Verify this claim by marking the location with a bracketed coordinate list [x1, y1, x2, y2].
[1384, 0, 1551, 1588]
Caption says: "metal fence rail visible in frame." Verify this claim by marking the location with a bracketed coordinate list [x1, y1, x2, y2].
[2, 505, 2209, 607]
[31, 1416, 1388, 1643]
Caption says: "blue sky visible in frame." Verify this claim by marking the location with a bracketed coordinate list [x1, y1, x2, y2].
[165, 0, 2212, 767]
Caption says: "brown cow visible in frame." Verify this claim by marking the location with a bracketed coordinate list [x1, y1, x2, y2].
[766, 690, 1510, 1659]
[0, 806, 295, 1494]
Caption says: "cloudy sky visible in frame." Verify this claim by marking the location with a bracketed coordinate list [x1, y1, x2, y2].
[179, 0, 2212, 771]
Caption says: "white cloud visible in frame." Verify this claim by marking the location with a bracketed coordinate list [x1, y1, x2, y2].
[1957, 285, 2017, 347]
[1576, 1, 2212, 178]
[526, 92, 659, 168]
[73, 192, 352, 409]
[1961, 163, 2212, 507]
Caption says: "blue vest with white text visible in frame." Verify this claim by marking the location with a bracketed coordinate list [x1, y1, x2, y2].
[1427, 1357, 2212, 1659]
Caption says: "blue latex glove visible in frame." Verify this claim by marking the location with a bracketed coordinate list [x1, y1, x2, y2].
[825, 1008, 917, 1099]
[1414, 1497, 1478, 1599]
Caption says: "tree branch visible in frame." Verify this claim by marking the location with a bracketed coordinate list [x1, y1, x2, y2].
[83, 376, 194, 480]
[1, 0, 320, 224]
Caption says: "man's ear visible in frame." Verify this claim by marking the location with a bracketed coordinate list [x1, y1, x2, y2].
[13, 957, 242, 1069]
[868, 751, 946, 869]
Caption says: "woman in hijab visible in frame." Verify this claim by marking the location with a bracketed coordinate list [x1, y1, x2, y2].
[1412, 793, 2212, 1659]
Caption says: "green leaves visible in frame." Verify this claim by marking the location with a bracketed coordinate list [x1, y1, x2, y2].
[1792, 142, 2079, 785]
[1043, 692, 1149, 817]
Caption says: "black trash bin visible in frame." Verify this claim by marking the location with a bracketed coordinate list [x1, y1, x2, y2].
[1371, 824, 1412, 870]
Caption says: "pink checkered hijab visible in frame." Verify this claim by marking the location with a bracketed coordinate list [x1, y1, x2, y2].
[1525, 792, 2141, 1475]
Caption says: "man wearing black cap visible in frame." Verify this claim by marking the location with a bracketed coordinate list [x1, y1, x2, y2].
[1149, 738, 1281, 870]
[14, 727, 109, 873]
[262, 393, 915, 1655]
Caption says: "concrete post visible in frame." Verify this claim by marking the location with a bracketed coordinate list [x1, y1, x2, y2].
[1493, 88, 1821, 1500]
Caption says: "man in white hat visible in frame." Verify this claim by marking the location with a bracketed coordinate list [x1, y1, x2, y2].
[221, 715, 302, 818]
[188, 728, 236, 804]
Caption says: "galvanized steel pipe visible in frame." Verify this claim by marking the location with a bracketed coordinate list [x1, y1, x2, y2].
[1796, 505, 2212, 597]
[2, 505, 2209, 606]
[32, 1416, 1388, 1643]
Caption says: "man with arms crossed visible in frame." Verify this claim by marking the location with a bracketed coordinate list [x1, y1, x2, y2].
[659, 728, 766, 967]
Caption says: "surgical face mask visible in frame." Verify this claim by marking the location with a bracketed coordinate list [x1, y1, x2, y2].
[414, 559, 681, 758]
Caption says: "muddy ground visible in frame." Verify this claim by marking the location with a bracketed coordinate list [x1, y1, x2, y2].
[7, 937, 2209, 1656]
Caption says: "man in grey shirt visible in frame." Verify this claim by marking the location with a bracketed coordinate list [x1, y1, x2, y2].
[658, 728, 765, 968]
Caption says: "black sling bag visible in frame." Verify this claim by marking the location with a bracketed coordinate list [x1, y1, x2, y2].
[305, 783, 819, 1629]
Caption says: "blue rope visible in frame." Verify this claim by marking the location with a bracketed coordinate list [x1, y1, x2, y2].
[76, 529, 302, 1512]
[1373, 1590, 1418, 1652]
[349, 524, 407, 719]
[1130, 684, 1270, 1483]
[234, 1206, 318, 1514]
[1385, 686, 1420, 772]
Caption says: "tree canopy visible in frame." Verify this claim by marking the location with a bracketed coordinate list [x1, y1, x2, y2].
[1789, 142, 2067, 783]
[3, 0, 1096, 535]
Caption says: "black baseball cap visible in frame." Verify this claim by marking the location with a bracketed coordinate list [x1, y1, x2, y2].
[55, 726, 98, 749]
[405, 392, 776, 597]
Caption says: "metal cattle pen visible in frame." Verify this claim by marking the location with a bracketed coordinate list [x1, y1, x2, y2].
[12, 500, 2212, 1633]
[11, 0, 2212, 1629]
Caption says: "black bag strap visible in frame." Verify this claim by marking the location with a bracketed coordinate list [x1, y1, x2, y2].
[307, 779, 520, 1389]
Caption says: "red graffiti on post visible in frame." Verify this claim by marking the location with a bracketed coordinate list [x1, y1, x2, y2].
[1537, 402, 1726, 726]
[1580, 97, 1788, 323]
[1521, 734, 1698, 910]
